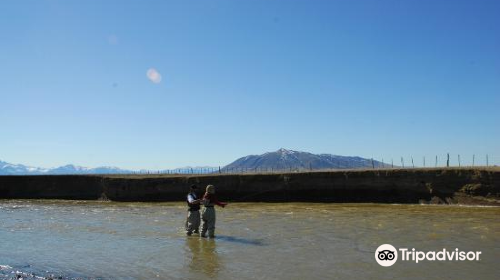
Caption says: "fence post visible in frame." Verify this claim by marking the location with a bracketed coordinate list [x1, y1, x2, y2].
[447, 153, 450, 167]
[401, 157, 404, 168]
[371, 158, 374, 169]
[391, 159, 393, 168]
[423, 156, 426, 167]
[458, 154, 461, 167]
[411, 157, 414, 168]
[472, 155, 475, 167]
[435, 155, 438, 167]
[486, 154, 489, 167]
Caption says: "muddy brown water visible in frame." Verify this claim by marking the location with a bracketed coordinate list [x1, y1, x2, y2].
[0, 200, 499, 280]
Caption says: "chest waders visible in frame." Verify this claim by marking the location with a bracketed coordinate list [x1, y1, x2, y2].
[186, 193, 200, 236]
[201, 201, 216, 238]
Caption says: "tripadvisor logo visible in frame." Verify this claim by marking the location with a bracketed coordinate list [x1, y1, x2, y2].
[375, 244, 482, 267]
[375, 244, 398, 267]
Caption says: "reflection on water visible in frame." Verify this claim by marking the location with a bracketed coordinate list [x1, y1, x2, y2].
[186, 238, 221, 278]
[0, 200, 499, 280]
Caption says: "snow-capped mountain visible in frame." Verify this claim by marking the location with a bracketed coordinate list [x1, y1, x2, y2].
[0, 160, 219, 175]
[0, 161, 49, 175]
[0, 161, 132, 175]
[222, 148, 389, 171]
[1, 149, 389, 175]
[46, 164, 133, 175]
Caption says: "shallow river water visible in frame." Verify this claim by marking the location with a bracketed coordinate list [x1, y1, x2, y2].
[0, 200, 499, 280]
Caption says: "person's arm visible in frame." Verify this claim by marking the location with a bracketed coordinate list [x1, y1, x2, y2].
[211, 195, 228, 207]
[187, 194, 201, 204]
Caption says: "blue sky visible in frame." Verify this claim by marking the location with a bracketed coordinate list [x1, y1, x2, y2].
[1, 0, 499, 169]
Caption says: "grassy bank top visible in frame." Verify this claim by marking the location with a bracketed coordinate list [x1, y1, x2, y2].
[1, 167, 498, 179]
[87, 167, 500, 179]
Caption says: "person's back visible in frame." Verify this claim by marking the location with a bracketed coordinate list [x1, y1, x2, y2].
[200, 185, 227, 238]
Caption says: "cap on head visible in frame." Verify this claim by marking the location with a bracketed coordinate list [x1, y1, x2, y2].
[190, 184, 197, 190]
[206, 185, 215, 194]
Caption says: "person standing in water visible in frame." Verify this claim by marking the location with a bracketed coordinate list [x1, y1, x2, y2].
[186, 184, 201, 236]
[201, 185, 227, 238]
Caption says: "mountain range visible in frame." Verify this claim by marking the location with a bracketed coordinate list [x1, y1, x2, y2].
[0, 161, 132, 175]
[222, 148, 388, 171]
[1, 148, 388, 175]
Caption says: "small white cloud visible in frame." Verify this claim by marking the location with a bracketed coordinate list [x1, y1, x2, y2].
[146, 68, 162, 84]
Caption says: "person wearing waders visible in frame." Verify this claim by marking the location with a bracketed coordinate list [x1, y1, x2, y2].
[186, 184, 201, 236]
[201, 185, 227, 238]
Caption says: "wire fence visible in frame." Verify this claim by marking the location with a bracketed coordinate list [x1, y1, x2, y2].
[128, 153, 498, 175]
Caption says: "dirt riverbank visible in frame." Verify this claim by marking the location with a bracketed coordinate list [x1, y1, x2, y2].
[0, 168, 499, 205]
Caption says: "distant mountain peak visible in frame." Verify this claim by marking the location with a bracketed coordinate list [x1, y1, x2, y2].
[276, 148, 298, 155]
[223, 149, 387, 171]
[0, 159, 219, 175]
[0, 160, 130, 175]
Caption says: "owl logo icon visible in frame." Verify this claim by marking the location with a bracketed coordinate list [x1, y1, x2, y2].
[375, 244, 398, 267]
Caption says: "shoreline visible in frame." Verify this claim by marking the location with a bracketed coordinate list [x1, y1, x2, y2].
[1, 200, 499, 208]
